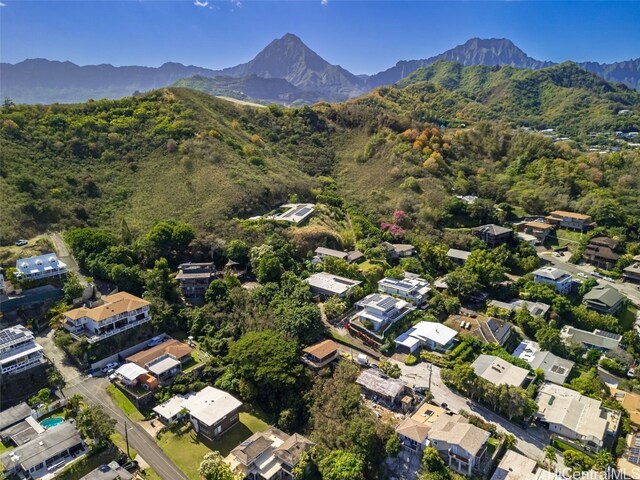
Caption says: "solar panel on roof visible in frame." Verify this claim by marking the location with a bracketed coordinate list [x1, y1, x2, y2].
[597, 330, 621, 339]
[630, 447, 640, 455]
[634, 436, 640, 447]
[296, 207, 312, 216]
[378, 297, 397, 309]
[0, 328, 28, 346]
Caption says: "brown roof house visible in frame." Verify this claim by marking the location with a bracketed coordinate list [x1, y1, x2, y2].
[545, 211, 595, 231]
[224, 427, 314, 480]
[583, 237, 620, 270]
[126, 339, 193, 384]
[62, 292, 151, 344]
[428, 414, 490, 476]
[301, 339, 339, 369]
[516, 221, 554, 244]
[395, 403, 447, 452]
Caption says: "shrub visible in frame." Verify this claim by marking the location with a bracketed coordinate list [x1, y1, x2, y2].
[405, 354, 418, 366]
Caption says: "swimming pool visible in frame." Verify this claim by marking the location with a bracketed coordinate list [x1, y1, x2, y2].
[40, 416, 64, 429]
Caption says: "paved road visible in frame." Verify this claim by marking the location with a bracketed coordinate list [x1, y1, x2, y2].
[38, 330, 189, 480]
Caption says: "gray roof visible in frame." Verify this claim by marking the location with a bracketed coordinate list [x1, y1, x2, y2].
[305, 272, 361, 296]
[231, 427, 289, 466]
[0, 421, 83, 472]
[583, 286, 625, 309]
[529, 351, 574, 384]
[489, 299, 550, 317]
[0, 403, 32, 431]
[471, 355, 529, 387]
[446, 248, 471, 260]
[532, 266, 571, 281]
[486, 318, 513, 345]
[472, 224, 513, 236]
[560, 326, 621, 350]
[356, 369, 407, 399]
[428, 414, 489, 457]
[273, 433, 314, 467]
[314, 247, 348, 259]
[80, 461, 133, 480]
[624, 263, 640, 275]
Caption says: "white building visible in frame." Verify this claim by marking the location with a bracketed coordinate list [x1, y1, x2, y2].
[267, 204, 315, 224]
[62, 292, 151, 344]
[535, 382, 619, 449]
[352, 293, 415, 335]
[532, 266, 573, 295]
[304, 272, 361, 298]
[395, 321, 457, 354]
[14, 254, 67, 281]
[491, 450, 555, 480]
[470, 355, 529, 387]
[378, 273, 431, 307]
[0, 325, 45, 376]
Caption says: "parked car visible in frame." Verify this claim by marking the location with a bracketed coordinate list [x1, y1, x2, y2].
[440, 402, 449, 410]
[15, 239, 28, 246]
[102, 362, 119, 373]
[122, 461, 139, 471]
[603, 276, 615, 283]
[553, 252, 562, 257]
[578, 272, 588, 279]
[592, 272, 602, 278]
[414, 386, 429, 396]
[628, 368, 636, 378]
[147, 335, 165, 348]
[355, 354, 369, 366]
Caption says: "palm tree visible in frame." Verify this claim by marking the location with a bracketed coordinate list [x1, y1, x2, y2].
[544, 445, 557, 468]
[504, 434, 518, 450]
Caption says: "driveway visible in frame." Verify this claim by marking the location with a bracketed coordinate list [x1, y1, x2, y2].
[49, 232, 87, 286]
[393, 361, 550, 462]
[38, 329, 189, 480]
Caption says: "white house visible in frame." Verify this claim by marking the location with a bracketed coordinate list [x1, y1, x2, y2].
[513, 340, 574, 384]
[62, 292, 151, 344]
[532, 266, 573, 295]
[304, 272, 361, 298]
[395, 321, 457, 354]
[535, 382, 619, 450]
[352, 293, 415, 335]
[378, 273, 431, 307]
[0, 325, 45, 376]
[14, 254, 67, 281]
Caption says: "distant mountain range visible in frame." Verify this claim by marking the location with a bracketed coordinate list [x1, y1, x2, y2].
[1, 34, 639, 104]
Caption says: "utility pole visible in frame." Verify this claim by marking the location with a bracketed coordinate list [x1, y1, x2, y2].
[123, 420, 130, 459]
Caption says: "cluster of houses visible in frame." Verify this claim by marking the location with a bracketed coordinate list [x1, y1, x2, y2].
[0, 404, 87, 478]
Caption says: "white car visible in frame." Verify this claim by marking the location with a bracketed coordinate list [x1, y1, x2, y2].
[102, 362, 119, 373]
[603, 277, 615, 283]
[577, 272, 588, 279]
[553, 252, 562, 257]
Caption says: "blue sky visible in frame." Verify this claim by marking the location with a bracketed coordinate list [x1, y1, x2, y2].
[1, 1, 639, 74]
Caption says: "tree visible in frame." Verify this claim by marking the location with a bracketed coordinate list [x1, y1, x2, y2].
[323, 296, 347, 320]
[256, 254, 284, 284]
[593, 450, 614, 471]
[204, 279, 231, 306]
[226, 331, 304, 411]
[543, 445, 557, 467]
[503, 434, 517, 450]
[48, 369, 66, 393]
[385, 434, 401, 457]
[64, 394, 83, 419]
[226, 240, 250, 265]
[445, 268, 479, 297]
[77, 405, 116, 446]
[535, 325, 564, 355]
[317, 450, 364, 480]
[378, 359, 402, 379]
[578, 278, 598, 297]
[464, 249, 507, 286]
[420, 447, 450, 480]
[63, 272, 84, 303]
[198, 451, 240, 480]
[273, 301, 323, 346]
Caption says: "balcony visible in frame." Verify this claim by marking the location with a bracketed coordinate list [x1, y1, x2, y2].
[71, 317, 151, 344]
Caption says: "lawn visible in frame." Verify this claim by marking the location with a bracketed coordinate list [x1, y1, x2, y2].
[54, 447, 118, 480]
[619, 304, 638, 331]
[107, 384, 145, 422]
[156, 410, 269, 480]
[330, 330, 359, 349]
[111, 432, 137, 460]
[0, 442, 14, 454]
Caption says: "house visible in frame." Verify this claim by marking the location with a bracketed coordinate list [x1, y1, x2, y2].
[513, 340, 574, 384]
[267, 203, 315, 224]
[488, 299, 550, 318]
[382, 242, 417, 259]
[394, 321, 457, 354]
[560, 325, 621, 352]
[313, 247, 364, 264]
[0, 415, 45, 447]
[490, 450, 555, 480]
[470, 355, 529, 387]
[395, 403, 447, 452]
[583, 237, 620, 270]
[516, 221, 554, 244]
[582, 286, 625, 314]
[153, 386, 242, 441]
[356, 368, 408, 408]
[301, 340, 339, 369]
[611, 388, 640, 426]
[378, 273, 431, 307]
[0, 402, 32, 433]
[62, 292, 151, 344]
[0, 325, 46, 376]
[350, 294, 415, 341]
[532, 266, 573, 295]
[535, 382, 620, 450]
[0, 421, 86, 479]
[456, 195, 478, 205]
[428, 414, 490, 476]
[176, 262, 216, 305]
[471, 224, 513, 247]
[624, 262, 640, 283]
[304, 272, 361, 298]
[79, 461, 133, 480]
[112, 363, 149, 387]
[224, 427, 314, 480]
[446, 248, 471, 265]
[485, 318, 516, 348]
[545, 211, 595, 231]
[517, 232, 538, 247]
[14, 253, 67, 281]
[126, 339, 194, 383]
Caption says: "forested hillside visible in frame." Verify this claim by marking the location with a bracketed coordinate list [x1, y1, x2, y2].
[1, 84, 639, 243]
